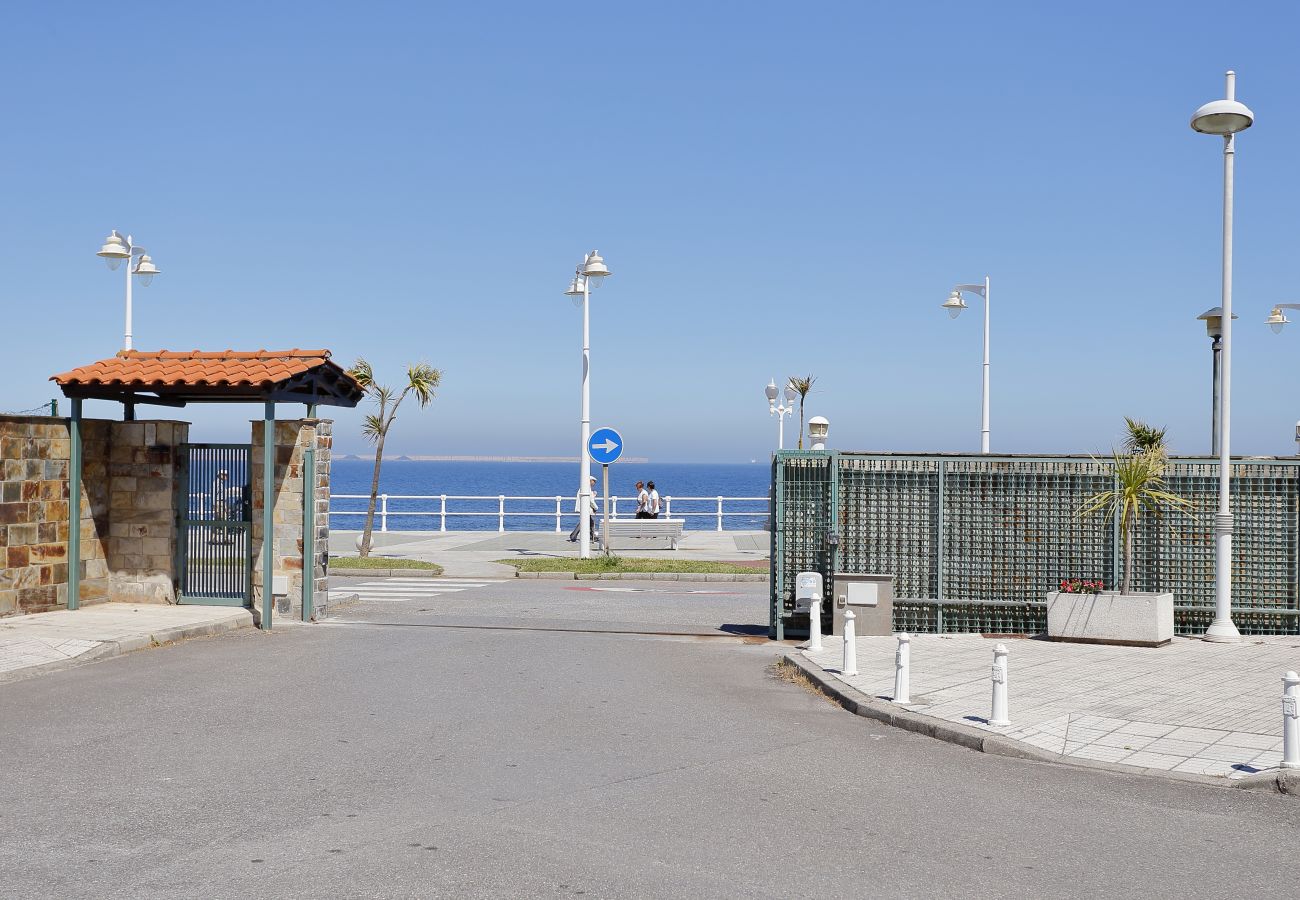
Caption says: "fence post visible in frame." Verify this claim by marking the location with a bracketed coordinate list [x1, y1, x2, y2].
[1283, 671, 1300, 768]
[612, 496, 619, 519]
[807, 598, 823, 652]
[440, 494, 447, 532]
[498, 495, 505, 532]
[842, 609, 858, 676]
[665, 496, 672, 518]
[990, 643, 1010, 726]
[716, 496, 724, 531]
[380, 493, 388, 532]
[894, 633, 911, 703]
[555, 496, 562, 533]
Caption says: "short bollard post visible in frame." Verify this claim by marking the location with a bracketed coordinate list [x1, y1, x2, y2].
[989, 643, 1010, 726]
[1283, 671, 1300, 768]
[807, 597, 823, 653]
[842, 609, 858, 676]
[894, 633, 911, 704]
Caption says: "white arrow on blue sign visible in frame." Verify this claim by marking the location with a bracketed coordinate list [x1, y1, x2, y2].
[587, 427, 624, 465]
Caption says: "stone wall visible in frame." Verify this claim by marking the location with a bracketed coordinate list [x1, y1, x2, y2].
[250, 418, 332, 621]
[106, 421, 187, 604]
[0, 414, 186, 617]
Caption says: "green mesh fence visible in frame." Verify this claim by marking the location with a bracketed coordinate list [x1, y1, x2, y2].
[772, 453, 1300, 637]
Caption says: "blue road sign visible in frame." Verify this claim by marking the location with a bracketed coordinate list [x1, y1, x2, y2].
[587, 427, 624, 465]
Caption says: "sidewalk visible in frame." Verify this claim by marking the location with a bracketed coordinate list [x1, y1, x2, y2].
[0, 603, 253, 683]
[798, 633, 1300, 782]
[329, 529, 769, 578]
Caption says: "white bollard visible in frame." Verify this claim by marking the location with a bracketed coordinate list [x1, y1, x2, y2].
[807, 597, 823, 653]
[989, 643, 1010, 726]
[1283, 671, 1300, 769]
[842, 609, 858, 676]
[894, 633, 911, 704]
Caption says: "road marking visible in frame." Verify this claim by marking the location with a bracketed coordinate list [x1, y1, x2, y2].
[344, 579, 499, 604]
[563, 586, 740, 595]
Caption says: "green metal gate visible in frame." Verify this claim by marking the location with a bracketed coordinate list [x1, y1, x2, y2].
[177, 443, 253, 606]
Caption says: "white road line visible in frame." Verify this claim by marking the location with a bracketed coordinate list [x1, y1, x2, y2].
[344, 577, 506, 584]
[349, 584, 485, 590]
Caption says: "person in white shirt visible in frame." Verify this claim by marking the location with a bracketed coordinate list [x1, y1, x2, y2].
[647, 481, 661, 519]
[569, 476, 599, 542]
[634, 481, 651, 519]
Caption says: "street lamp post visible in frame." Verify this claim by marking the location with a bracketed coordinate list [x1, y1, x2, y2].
[563, 250, 611, 560]
[1265, 306, 1300, 457]
[1191, 70, 1254, 644]
[941, 276, 991, 453]
[765, 379, 798, 450]
[1196, 307, 1236, 454]
[96, 230, 161, 351]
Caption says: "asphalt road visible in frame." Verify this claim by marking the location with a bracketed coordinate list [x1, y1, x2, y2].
[1, 578, 1297, 899]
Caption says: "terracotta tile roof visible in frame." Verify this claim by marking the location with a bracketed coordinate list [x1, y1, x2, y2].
[51, 349, 338, 390]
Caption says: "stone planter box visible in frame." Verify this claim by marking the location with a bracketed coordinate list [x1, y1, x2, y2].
[1045, 591, 1174, 647]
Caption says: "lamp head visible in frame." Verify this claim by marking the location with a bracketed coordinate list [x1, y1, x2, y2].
[97, 230, 130, 270]
[1191, 98, 1254, 135]
[764, 380, 778, 403]
[582, 250, 610, 287]
[1197, 306, 1237, 339]
[563, 275, 584, 297]
[807, 415, 830, 450]
[133, 254, 159, 286]
[784, 382, 797, 404]
[941, 291, 967, 319]
[1267, 306, 1289, 334]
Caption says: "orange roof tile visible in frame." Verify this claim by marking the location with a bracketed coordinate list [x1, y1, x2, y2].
[52, 349, 337, 390]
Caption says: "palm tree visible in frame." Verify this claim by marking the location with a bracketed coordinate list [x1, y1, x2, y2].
[1080, 421, 1190, 594]
[347, 358, 442, 558]
[788, 374, 817, 449]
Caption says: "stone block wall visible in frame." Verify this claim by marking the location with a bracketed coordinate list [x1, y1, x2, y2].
[250, 418, 332, 621]
[105, 421, 187, 604]
[0, 414, 186, 617]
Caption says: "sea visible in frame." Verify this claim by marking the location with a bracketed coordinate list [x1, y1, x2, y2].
[329, 460, 772, 531]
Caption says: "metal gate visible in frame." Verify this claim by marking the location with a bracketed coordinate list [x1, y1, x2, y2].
[177, 443, 253, 606]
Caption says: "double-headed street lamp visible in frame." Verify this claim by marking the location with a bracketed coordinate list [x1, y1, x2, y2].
[941, 276, 991, 453]
[96, 230, 161, 351]
[1191, 70, 1254, 644]
[765, 379, 798, 449]
[563, 250, 611, 560]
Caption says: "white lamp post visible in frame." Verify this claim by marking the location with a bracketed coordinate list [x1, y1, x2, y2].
[1266, 306, 1300, 456]
[563, 250, 610, 560]
[96, 230, 161, 351]
[807, 416, 829, 451]
[941, 276, 991, 453]
[765, 379, 798, 450]
[1196, 306, 1237, 454]
[1192, 70, 1254, 644]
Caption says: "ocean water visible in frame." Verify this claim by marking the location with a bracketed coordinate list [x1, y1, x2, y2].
[329, 460, 772, 531]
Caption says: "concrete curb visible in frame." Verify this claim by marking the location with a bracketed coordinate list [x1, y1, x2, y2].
[779, 651, 1282, 794]
[0, 612, 254, 685]
[514, 571, 767, 582]
[329, 568, 443, 579]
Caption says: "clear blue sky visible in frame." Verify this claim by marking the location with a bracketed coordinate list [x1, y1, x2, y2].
[4, 1, 1299, 461]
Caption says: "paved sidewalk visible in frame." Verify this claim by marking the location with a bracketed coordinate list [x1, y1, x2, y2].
[802, 634, 1300, 780]
[329, 529, 769, 578]
[0, 603, 253, 683]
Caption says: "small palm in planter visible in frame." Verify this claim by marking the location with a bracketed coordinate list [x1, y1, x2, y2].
[1047, 419, 1192, 646]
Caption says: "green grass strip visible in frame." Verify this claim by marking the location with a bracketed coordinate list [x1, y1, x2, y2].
[331, 556, 443, 573]
[495, 557, 765, 575]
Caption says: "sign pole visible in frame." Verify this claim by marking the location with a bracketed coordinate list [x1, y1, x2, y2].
[602, 464, 611, 556]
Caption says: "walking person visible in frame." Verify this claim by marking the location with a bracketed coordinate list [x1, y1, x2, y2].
[569, 476, 599, 542]
[647, 481, 661, 519]
[634, 481, 651, 519]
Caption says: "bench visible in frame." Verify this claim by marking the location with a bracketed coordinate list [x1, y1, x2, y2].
[603, 518, 686, 550]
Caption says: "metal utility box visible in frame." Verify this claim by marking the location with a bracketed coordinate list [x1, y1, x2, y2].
[793, 571, 823, 614]
[831, 573, 895, 637]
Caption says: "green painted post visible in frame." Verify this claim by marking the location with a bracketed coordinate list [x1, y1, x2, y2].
[67, 398, 82, 610]
[302, 404, 317, 621]
[49, 399, 58, 417]
[262, 401, 275, 630]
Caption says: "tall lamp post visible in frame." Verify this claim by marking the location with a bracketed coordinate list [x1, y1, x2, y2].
[563, 250, 611, 560]
[1196, 306, 1236, 454]
[765, 379, 798, 449]
[941, 276, 991, 453]
[96, 230, 161, 351]
[1192, 70, 1254, 643]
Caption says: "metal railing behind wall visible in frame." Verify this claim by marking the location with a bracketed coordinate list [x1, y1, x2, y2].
[772, 452, 1300, 639]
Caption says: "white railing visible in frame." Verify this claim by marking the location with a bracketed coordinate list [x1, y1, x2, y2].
[329, 494, 769, 533]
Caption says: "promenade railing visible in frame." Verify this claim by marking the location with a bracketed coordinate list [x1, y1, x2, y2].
[329, 493, 768, 533]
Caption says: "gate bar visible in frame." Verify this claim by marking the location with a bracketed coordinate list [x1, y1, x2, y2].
[262, 401, 275, 630]
[302, 404, 317, 621]
[68, 398, 82, 610]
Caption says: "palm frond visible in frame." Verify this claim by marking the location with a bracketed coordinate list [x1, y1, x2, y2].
[361, 413, 384, 443]
[788, 375, 816, 399]
[1123, 417, 1168, 455]
[348, 358, 375, 391]
[406, 363, 442, 408]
